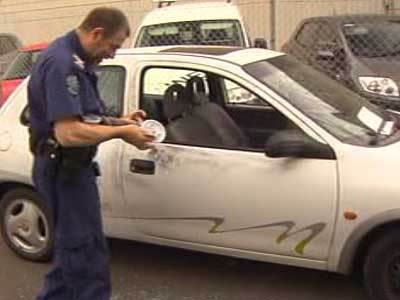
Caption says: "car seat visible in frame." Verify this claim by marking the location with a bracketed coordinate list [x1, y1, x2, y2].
[162, 83, 221, 146]
[186, 76, 248, 148]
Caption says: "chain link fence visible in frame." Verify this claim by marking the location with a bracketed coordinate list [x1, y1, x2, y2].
[280, 14, 400, 107]
[135, 19, 245, 47]
[133, 0, 400, 109]
[268, 0, 400, 109]
[0, 0, 400, 109]
[0, 33, 21, 78]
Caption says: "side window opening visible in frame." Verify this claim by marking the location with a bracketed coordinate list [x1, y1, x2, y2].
[295, 22, 319, 47]
[140, 67, 295, 151]
[20, 65, 127, 126]
[96, 65, 126, 117]
[224, 79, 270, 107]
[140, 68, 203, 124]
[221, 78, 296, 149]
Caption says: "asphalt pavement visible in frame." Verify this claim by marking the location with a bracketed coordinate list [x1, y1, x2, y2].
[0, 237, 369, 300]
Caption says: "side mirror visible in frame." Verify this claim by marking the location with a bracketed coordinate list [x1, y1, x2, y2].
[254, 38, 269, 49]
[317, 49, 335, 59]
[265, 130, 335, 159]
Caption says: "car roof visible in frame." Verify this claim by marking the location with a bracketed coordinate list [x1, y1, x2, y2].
[20, 42, 49, 52]
[303, 14, 400, 25]
[139, 2, 242, 26]
[116, 46, 284, 65]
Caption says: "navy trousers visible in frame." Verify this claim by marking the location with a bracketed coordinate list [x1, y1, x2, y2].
[33, 156, 111, 300]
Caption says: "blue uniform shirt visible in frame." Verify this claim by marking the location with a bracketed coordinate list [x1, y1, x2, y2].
[28, 30, 106, 144]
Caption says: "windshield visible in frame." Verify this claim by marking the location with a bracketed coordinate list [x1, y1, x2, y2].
[244, 55, 395, 146]
[343, 20, 400, 57]
[3, 50, 42, 80]
[136, 20, 245, 47]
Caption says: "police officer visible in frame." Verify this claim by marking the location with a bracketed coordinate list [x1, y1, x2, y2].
[28, 7, 155, 300]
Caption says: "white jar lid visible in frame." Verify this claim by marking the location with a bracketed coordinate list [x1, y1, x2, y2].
[141, 119, 166, 143]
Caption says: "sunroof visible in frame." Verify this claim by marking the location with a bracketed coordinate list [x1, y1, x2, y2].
[160, 46, 242, 56]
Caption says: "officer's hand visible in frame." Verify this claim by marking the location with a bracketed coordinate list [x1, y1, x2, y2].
[124, 110, 147, 124]
[121, 125, 155, 150]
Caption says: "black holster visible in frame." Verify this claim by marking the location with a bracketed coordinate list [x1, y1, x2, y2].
[30, 130, 97, 175]
[30, 138, 98, 176]
[59, 146, 97, 173]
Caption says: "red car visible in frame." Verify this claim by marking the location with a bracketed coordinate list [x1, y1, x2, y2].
[0, 42, 48, 106]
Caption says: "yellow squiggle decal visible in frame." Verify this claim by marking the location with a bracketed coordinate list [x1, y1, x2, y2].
[138, 217, 326, 255]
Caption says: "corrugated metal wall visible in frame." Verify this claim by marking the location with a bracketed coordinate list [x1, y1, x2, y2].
[0, 0, 389, 48]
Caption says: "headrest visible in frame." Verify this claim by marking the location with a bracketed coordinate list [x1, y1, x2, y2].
[163, 84, 187, 120]
[186, 76, 208, 105]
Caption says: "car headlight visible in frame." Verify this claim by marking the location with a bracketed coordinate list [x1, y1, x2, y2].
[358, 77, 399, 97]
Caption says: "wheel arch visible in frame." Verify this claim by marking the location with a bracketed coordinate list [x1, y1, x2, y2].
[0, 181, 36, 202]
[337, 209, 400, 275]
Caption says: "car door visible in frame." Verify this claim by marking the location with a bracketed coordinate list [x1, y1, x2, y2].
[120, 62, 337, 261]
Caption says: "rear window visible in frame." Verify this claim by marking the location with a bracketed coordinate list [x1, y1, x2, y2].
[3, 50, 42, 80]
[136, 20, 245, 47]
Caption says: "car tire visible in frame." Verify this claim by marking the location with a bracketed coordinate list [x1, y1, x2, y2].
[0, 188, 53, 261]
[363, 231, 400, 300]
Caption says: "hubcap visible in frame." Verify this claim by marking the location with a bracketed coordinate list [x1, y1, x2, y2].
[4, 199, 49, 254]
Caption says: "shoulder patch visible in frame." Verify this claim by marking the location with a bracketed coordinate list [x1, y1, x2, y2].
[66, 75, 79, 96]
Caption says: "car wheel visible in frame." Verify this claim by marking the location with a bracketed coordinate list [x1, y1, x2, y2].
[364, 231, 400, 300]
[0, 188, 53, 261]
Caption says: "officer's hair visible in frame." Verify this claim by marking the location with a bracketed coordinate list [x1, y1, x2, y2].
[79, 7, 130, 38]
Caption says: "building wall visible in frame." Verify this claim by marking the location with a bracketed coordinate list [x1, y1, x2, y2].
[0, 0, 153, 46]
[392, 0, 400, 13]
[0, 0, 387, 49]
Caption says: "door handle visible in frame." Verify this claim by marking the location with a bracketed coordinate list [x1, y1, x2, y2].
[130, 159, 155, 175]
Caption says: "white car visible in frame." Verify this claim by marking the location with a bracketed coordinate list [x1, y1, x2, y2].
[132, 1, 252, 48]
[0, 46, 400, 300]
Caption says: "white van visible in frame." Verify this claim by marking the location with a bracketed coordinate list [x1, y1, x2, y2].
[133, 1, 267, 48]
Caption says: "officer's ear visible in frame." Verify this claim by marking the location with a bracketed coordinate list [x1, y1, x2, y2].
[91, 27, 106, 42]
